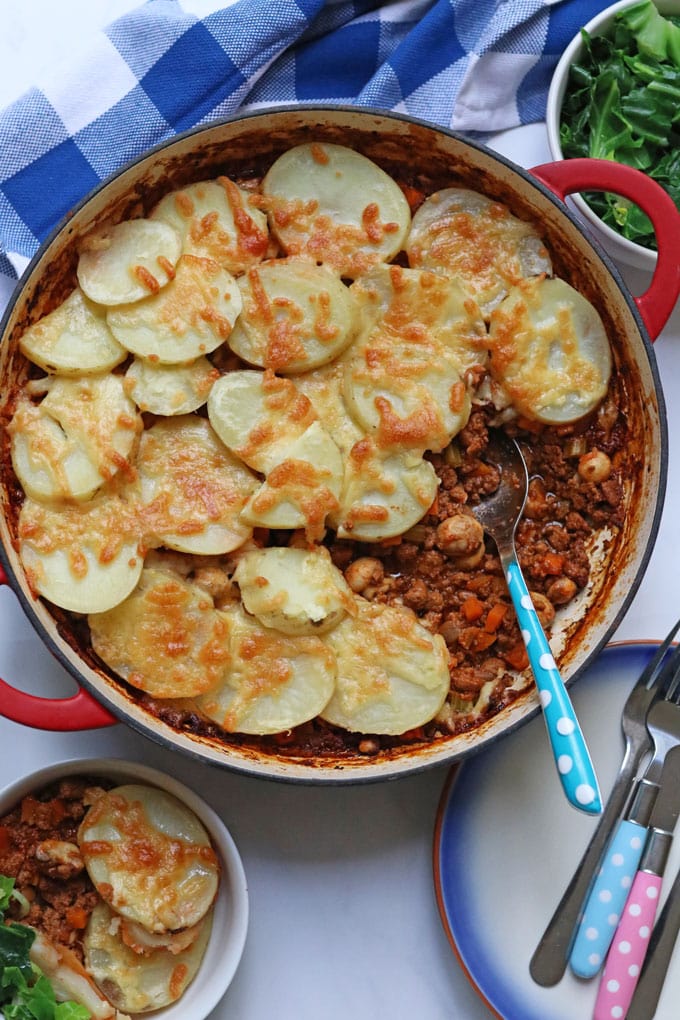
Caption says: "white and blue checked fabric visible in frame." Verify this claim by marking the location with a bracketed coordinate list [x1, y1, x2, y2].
[0, 0, 613, 285]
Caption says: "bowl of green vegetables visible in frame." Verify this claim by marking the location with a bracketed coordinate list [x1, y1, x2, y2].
[546, 0, 680, 270]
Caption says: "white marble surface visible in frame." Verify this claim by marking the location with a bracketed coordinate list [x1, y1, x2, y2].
[1, 5, 680, 1019]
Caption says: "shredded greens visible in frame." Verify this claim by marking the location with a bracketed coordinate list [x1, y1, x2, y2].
[0, 875, 90, 1020]
[560, 0, 680, 250]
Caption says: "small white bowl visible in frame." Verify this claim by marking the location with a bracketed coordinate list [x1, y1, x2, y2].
[546, 0, 679, 271]
[0, 757, 249, 1020]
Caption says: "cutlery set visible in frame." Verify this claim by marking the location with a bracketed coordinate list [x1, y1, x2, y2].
[530, 618, 680, 1018]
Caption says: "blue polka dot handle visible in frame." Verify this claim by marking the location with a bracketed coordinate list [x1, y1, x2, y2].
[506, 561, 602, 816]
[570, 818, 647, 977]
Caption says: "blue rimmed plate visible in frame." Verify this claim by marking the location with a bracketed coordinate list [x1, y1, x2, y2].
[433, 642, 680, 1020]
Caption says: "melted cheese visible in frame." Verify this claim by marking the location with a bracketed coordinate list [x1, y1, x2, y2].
[19, 288, 127, 375]
[234, 545, 355, 635]
[77, 219, 182, 306]
[151, 176, 269, 274]
[9, 374, 141, 502]
[88, 567, 232, 698]
[196, 603, 336, 734]
[85, 902, 211, 1014]
[406, 187, 552, 316]
[227, 257, 359, 373]
[207, 368, 317, 473]
[344, 266, 477, 453]
[106, 254, 242, 364]
[262, 142, 411, 278]
[79, 784, 219, 934]
[19, 495, 144, 614]
[132, 416, 258, 555]
[124, 355, 219, 415]
[321, 599, 450, 734]
[488, 276, 612, 423]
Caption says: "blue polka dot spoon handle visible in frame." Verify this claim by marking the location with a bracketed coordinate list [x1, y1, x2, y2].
[504, 557, 602, 815]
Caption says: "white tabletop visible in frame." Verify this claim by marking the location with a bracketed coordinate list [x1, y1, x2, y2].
[2, 6, 680, 1019]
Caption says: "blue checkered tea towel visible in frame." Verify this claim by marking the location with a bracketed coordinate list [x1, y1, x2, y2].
[0, 0, 613, 285]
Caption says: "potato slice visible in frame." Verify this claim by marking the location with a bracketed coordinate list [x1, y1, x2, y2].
[406, 187, 552, 316]
[350, 264, 487, 376]
[106, 254, 241, 364]
[151, 176, 269, 274]
[488, 276, 612, 423]
[9, 374, 140, 502]
[294, 358, 362, 457]
[234, 546, 355, 635]
[228, 258, 358, 373]
[18, 495, 143, 614]
[118, 916, 205, 957]
[85, 902, 211, 1014]
[19, 288, 127, 375]
[332, 438, 438, 542]
[240, 421, 343, 539]
[207, 368, 317, 474]
[77, 218, 181, 306]
[262, 142, 411, 278]
[88, 567, 232, 698]
[78, 784, 220, 933]
[343, 271, 474, 454]
[196, 604, 336, 735]
[124, 356, 219, 415]
[133, 415, 258, 555]
[321, 599, 450, 734]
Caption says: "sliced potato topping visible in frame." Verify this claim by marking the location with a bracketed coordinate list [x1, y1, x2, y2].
[488, 276, 612, 423]
[331, 437, 439, 542]
[151, 176, 269, 274]
[207, 368, 317, 474]
[77, 218, 182, 306]
[262, 142, 411, 278]
[406, 186, 552, 316]
[321, 599, 450, 735]
[196, 603, 337, 735]
[19, 288, 127, 376]
[234, 545, 355, 635]
[88, 567, 232, 698]
[124, 355, 219, 415]
[78, 783, 219, 933]
[19, 495, 143, 614]
[132, 415, 258, 555]
[106, 254, 242, 364]
[9, 373, 140, 502]
[85, 902, 211, 1014]
[240, 420, 343, 539]
[228, 258, 359, 373]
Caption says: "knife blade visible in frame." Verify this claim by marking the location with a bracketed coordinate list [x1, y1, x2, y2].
[593, 744, 680, 1020]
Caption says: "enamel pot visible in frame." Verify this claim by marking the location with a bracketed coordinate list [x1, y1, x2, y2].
[0, 106, 678, 782]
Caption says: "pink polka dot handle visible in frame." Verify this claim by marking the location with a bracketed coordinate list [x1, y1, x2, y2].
[593, 870, 662, 1020]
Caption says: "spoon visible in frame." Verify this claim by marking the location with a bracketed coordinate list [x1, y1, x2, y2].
[471, 429, 602, 816]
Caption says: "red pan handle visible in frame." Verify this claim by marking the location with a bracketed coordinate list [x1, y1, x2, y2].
[0, 566, 116, 730]
[531, 158, 680, 341]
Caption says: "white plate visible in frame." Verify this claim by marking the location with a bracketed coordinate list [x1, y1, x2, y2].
[434, 642, 680, 1020]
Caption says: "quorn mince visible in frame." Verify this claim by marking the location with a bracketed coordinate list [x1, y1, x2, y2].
[2, 140, 628, 759]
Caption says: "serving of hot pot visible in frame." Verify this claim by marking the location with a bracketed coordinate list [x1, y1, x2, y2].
[0, 106, 678, 783]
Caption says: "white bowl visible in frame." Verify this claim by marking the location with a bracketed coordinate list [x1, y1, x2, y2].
[0, 757, 249, 1020]
[546, 0, 678, 271]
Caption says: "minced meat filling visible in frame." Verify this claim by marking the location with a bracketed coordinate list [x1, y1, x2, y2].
[0, 778, 108, 960]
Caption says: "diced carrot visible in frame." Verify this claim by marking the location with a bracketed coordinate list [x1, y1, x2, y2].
[505, 643, 529, 671]
[427, 493, 439, 517]
[400, 184, 425, 211]
[380, 535, 403, 547]
[461, 596, 485, 622]
[0, 825, 9, 851]
[66, 906, 89, 929]
[543, 552, 565, 575]
[459, 627, 497, 652]
[485, 602, 507, 633]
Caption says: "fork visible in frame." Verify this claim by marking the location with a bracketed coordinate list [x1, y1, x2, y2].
[570, 660, 680, 978]
[530, 618, 680, 987]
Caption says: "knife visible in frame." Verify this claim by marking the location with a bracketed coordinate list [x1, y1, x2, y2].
[593, 744, 680, 1020]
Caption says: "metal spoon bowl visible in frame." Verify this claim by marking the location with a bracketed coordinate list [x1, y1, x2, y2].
[471, 429, 602, 815]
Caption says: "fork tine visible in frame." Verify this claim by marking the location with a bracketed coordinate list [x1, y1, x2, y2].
[635, 616, 680, 696]
[659, 648, 680, 704]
